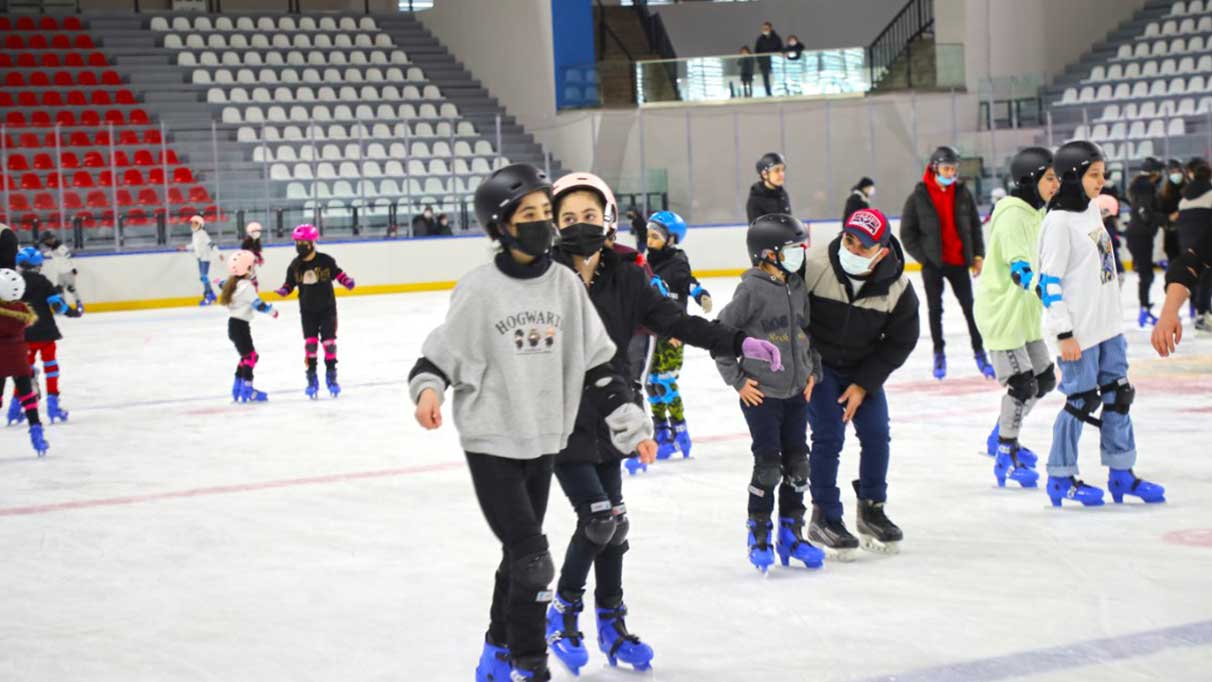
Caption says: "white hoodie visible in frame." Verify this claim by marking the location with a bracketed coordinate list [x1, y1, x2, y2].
[1037, 201, 1122, 350]
[189, 228, 218, 262]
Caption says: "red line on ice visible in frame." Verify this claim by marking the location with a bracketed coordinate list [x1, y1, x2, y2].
[0, 461, 465, 517]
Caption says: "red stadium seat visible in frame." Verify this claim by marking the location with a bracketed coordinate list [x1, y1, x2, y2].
[4, 35, 23, 50]
[189, 185, 212, 203]
[136, 188, 159, 205]
[60, 152, 80, 169]
[53, 71, 74, 87]
[64, 17, 83, 31]
[41, 91, 64, 107]
[172, 167, 194, 184]
[129, 109, 150, 125]
[15, 17, 34, 30]
[168, 187, 186, 204]
[67, 131, 90, 146]
[0, 18, 10, 30]
[202, 205, 224, 222]
[32, 153, 54, 170]
[66, 90, 86, 106]
[5, 72, 25, 87]
[55, 111, 76, 127]
[71, 171, 94, 188]
[90, 90, 112, 106]
[34, 192, 57, 211]
[82, 152, 105, 168]
[143, 129, 162, 145]
[20, 172, 42, 189]
[175, 206, 197, 223]
[28, 35, 48, 50]
[115, 89, 136, 105]
[117, 130, 139, 145]
[39, 17, 57, 30]
[100, 70, 121, 85]
[0, 174, 14, 191]
[17, 91, 37, 107]
[29, 72, 50, 87]
[147, 167, 165, 185]
[88, 52, 108, 67]
[116, 188, 135, 206]
[19, 133, 40, 148]
[8, 195, 31, 212]
[17, 53, 36, 68]
[93, 129, 109, 145]
[44, 172, 63, 189]
[39, 53, 61, 68]
[86, 190, 108, 208]
[6, 153, 28, 171]
[126, 208, 149, 225]
[74, 35, 94, 49]
[0, 54, 10, 67]
[64, 53, 84, 67]
[77, 72, 97, 86]
[63, 192, 84, 211]
[0, 92, 9, 106]
[158, 150, 181, 165]
[133, 151, 154, 167]
[50, 34, 70, 50]
[31, 112, 51, 128]
[112, 151, 131, 168]
[80, 111, 100, 127]
[121, 169, 144, 186]
[97, 170, 114, 187]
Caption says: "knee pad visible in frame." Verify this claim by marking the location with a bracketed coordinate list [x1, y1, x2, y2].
[1064, 389, 1103, 427]
[322, 338, 337, 359]
[304, 337, 319, 358]
[782, 452, 809, 492]
[610, 506, 629, 546]
[511, 549, 555, 594]
[579, 502, 617, 547]
[648, 373, 679, 404]
[1035, 364, 1057, 398]
[750, 457, 782, 491]
[1006, 371, 1038, 404]
[644, 377, 665, 405]
[1100, 377, 1135, 415]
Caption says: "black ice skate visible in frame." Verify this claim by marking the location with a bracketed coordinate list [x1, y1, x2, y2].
[853, 480, 902, 555]
[807, 505, 858, 562]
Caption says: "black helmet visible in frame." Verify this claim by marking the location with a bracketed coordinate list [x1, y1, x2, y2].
[747, 213, 808, 265]
[1141, 156, 1164, 173]
[929, 145, 960, 168]
[755, 152, 786, 176]
[1009, 147, 1053, 188]
[474, 163, 552, 238]
[1052, 141, 1104, 181]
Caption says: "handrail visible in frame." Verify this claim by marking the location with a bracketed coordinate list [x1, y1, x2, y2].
[866, 0, 934, 88]
[597, 0, 636, 62]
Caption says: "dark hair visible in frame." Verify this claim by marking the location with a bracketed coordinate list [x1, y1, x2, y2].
[762, 21, 772, 28]
[787, 34, 799, 42]
[739, 45, 751, 53]
[437, 212, 449, 221]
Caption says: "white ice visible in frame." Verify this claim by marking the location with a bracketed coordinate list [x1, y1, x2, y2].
[1, 273, 1211, 682]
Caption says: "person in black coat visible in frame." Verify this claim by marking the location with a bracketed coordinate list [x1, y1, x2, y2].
[0, 224, 16, 269]
[753, 21, 783, 96]
[1126, 157, 1164, 323]
[1175, 158, 1212, 326]
[842, 177, 874, 224]
[737, 46, 755, 98]
[625, 206, 648, 254]
[747, 152, 791, 223]
[435, 212, 453, 236]
[410, 206, 437, 236]
[1158, 158, 1186, 265]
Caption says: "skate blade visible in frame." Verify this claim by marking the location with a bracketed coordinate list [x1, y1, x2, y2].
[603, 660, 654, 676]
[819, 545, 857, 562]
[858, 534, 900, 555]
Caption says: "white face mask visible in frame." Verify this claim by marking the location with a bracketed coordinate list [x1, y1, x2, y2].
[779, 244, 805, 273]
[762, 30, 771, 36]
[838, 245, 879, 275]
[866, 187, 876, 198]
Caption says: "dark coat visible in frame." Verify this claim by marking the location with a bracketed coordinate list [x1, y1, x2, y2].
[411, 214, 437, 236]
[0, 301, 35, 377]
[746, 181, 792, 224]
[1175, 177, 1212, 252]
[842, 190, 869, 224]
[754, 30, 783, 70]
[21, 271, 62, 343]
[1126, 174, 1160, 239]
[557, 248, 742, 464]
[647, 245, 700, 311]
[899, 176, 985, 268]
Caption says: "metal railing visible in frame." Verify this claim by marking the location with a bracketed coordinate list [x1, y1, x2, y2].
[867, 0, 934, 89]
[634, 48, 869, 105]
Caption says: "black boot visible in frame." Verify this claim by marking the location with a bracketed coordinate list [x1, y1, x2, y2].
[852, 480, 902, 554]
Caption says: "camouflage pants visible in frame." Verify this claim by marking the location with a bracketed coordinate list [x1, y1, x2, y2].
[647, 337, 685, 423]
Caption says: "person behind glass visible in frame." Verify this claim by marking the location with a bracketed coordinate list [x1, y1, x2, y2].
[436, 212, 453, 236]
[411, 205, 437, 237]
[842, 177, 874, 224]
[747, 152, 791, 224]
[1157, 159, 1186, 267]
[754, 21, 783, 97]
[737, 46, 755, 98]
[1125, 157, 1164, 327]
[899, 145, 993, 381]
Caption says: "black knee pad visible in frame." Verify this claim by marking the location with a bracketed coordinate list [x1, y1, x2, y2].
[750, 457, 782, 490]
[611, 513, 630, 546]
[782, 451, 809, 492]
[1035, 364, 1057, 398]
[579, 506, 618, 547]
[1064, 389, 1103, 426]
[1100, 377, 1135, 415]
[511, 549, 555, 594]
[1006, 371, 1038, 403]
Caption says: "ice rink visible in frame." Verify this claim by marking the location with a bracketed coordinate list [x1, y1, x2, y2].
[2, 271, 1210, 682]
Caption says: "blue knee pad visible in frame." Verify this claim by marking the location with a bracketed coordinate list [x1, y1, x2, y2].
[43, 360, 59, 379]
[647, 372, 679, 405]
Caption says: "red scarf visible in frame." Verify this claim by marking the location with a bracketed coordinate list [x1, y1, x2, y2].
[922, 166, 965, 266]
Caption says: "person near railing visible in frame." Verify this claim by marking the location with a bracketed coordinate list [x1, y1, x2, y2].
[737, 46, 755, 98]
[899, 146, 991, 381]
[747, 152, 791, 224]
[783, 35, 804, 95]
[754, 21, 783, 97]
[411, 205, 438, 237]
[435, 212, 453, 236]
[842, 177, 874, 224]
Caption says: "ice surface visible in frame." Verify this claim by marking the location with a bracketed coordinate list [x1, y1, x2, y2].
[1, 273, 1210, 682]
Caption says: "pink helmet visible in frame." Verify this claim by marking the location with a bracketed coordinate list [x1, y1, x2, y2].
[552, 172, 618, 231]
[1093, 193, 1119, 218]
[245, 221, 263, 238]
[228, 250, 257, 277]
[292, 223, 319, 242]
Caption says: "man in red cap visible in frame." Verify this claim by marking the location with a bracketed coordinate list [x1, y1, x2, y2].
[799, 208, 920, 560]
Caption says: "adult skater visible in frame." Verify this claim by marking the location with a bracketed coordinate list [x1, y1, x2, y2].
[973, 147, 1060, 488]
[900, 146, 992, 380]
[1037, 141, 1165, 507]
[802, 208, 919, 558]
[543, 172, 782, 675]
[747, 152, 792, 224]
[1174, 158, 1212, 331]
[842, 177, 874, 224]
[409, 163, 655, 682]
[1125, 157, 1164, 327]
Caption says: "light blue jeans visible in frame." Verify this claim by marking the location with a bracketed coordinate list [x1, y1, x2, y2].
[1048, 334, 1136, 478]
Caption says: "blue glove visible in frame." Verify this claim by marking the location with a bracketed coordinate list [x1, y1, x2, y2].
[1009, 260, 1033, 291]
[649, 276, 670, 298]
[690, 284, 712, 313]
[47, 294, 68, 315]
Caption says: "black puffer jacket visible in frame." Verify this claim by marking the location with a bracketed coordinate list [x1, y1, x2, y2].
[556, 248, 744, 464]
[842, 190, 869, 224]
[899, 173, 984, 268]
[746, 181, 792, 224]
[1126, 173, 1160, 239]
[801, 236, 920, 393]
[647, 245, 702, 311]
[0, 225, 16, 269]
[1175, 176, 1212, 251]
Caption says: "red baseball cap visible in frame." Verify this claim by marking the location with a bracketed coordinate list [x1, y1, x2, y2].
[843, 208, 891, 248]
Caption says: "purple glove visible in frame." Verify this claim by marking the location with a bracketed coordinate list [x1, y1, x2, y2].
[336, 272, 356, 291]
[741, 337, 783, 372]
[274, 286, 290, 297]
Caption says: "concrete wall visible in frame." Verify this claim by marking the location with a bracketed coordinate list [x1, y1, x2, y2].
[655, 0, 906, 58]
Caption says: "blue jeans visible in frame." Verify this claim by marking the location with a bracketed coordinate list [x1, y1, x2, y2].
[1048, 334, 1136, 477]
[198, 259, 215, 295]
[807, 365, 891, 521]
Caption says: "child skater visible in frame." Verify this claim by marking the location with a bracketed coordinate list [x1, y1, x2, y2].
[973, 147, 1059, 488]
[409, 164, 656, 682]
[7, 247, 73, 426]
[1037, 141, 1166, 507]
[644, 210, 713, 459]
[180, 215, 221, 306]
[220, 250, 278, 403]
[275, 224, 355, 398]
[0, 268, 48, 456]
[38, 231, 83, 314]
[241, 222, 264, 289]
[715, 213, 827, 574]
[543, 172, 782, 674]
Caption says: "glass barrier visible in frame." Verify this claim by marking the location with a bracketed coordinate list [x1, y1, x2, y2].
[634, 48, 869, 105]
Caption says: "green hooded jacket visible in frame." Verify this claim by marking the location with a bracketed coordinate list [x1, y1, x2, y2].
[973, 196, 1046, 351]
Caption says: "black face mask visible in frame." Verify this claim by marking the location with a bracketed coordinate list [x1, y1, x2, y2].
[556, 222, 607, 257]
[502, 220, 556, 257]
[296, 243, 313, 257]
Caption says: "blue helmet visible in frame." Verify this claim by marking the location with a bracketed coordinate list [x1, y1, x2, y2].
[16, 246, 43, 269]
[647, 210, 687, 245]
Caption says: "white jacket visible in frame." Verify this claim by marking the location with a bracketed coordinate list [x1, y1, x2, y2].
[189, 228, 218, 262]
[227, 279, 271, 321]
[1037, 202, 1122, 350]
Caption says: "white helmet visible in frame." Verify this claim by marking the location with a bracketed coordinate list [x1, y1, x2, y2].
[245, 221, 263, 238]
[552, 172, 618, 233]
[0, 268, 25, 302]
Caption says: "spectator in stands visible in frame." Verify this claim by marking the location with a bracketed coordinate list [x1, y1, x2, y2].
[411, 206, 437, 237]
[738, 46, 755, 98]
[435, 212, 453, 236]
[626, 206, 648, 254]
[843, 177, 874, 224]
[754, 21, 783, 97]
[899, 146, 991, 381]
[784, 35, 803, 61]
[1158, 158, 1186, 266]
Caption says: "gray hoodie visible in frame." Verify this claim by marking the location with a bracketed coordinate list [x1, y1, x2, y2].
[408, 261, 618, 460]
[714, 267, 821, 399]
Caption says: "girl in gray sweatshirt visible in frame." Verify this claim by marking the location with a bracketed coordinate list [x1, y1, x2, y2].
[407, 164, 654, 682]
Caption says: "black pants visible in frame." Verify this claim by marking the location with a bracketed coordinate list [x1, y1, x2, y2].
[740, 393, 809, 516]
[0, 375, 41, 425]
[921, 263, 983, 354]
[465, 451, 555, 659]
[554, 459, 626, 606]
[300, 306, 337, 374]
[228, 318, 256, 381]
[740, 77, 753, 97]
[759, 66, 772, 96]
[1197, 269, 1212, 315]
[1164, 227, 1181, 262]
[1126, 230, 1156, 308]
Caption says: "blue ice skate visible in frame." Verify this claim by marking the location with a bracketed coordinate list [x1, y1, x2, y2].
[776, 516, 825, 568]
[199, 289, 216, 306]
[1138, 307, 1158, 328]
[623, 456, 647, 476]
[29, 423, 48, 457]
[305, 372, 319, 399]
[7, 398, 25, 426]
[239, 382, 268, 403]
[46, 394, 68, 423]
[474, 638, 510, 682]
[746, 516, 775, 574]
[508, 656, 550, 681]
[1108, 469, 1166, 504]
[974, 351, 996, 379]
[1047, 476, 1105, 507]
[671, 418, 692, 458]
[985, 425, 1038, 467]
[653, 419, 677, 460]
[546, 594, 589, 676]
[994, 445, 1039, 488]
[231, 377, 244, 402]
[326, 369, 340, 398]
[933, 351, 946, 380]
[596, 602, 653, 672]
